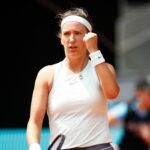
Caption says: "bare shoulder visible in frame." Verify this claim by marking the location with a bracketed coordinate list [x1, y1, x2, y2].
[38, 64, 55, 75]
[35, 63, 58, 91]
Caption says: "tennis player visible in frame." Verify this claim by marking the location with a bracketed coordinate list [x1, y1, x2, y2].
[26, 7, 120, 150]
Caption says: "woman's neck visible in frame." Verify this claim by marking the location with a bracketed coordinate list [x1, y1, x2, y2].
[63, 56, 89, 74]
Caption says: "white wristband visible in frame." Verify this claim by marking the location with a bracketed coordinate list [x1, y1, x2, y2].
[29, 143, 41, 150]
[89, 50, 105, 67]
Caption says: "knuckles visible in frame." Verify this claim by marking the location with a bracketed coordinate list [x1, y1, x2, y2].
[83, 32, 98, 52]
[83, 32, 97, 42]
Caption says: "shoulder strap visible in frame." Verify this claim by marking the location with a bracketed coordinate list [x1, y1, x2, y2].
[49, 61, 62, 92]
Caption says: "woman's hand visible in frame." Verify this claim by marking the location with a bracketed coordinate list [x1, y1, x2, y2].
[83, 32, 98, 53]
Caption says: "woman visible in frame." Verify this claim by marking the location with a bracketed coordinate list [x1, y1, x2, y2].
[27, 7, 120, 150]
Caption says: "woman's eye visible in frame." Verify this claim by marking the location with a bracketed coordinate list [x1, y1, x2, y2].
[64, 33, 69, 36]
[75, 32, 81, 35]
[62, 31, 82, 37]
[63, 32, 70, 36]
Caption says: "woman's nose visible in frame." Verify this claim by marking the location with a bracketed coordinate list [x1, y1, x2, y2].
[69, 34, 75, 42]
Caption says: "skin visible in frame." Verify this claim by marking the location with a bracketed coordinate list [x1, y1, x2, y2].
[135, 88, 150, 111]
[128, 88, 150, 145]
[127, 122, 150, 145]
[108, 88, 150, 145]
[27, 21, 120, 145]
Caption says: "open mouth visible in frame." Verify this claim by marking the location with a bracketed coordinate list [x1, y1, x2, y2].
[68, 46, 78, 51]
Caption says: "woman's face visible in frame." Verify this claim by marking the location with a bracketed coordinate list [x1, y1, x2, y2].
[60, 21, 88, 60]
[136, 89, 150, 110]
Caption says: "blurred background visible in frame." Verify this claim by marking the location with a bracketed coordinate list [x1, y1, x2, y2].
[1, 0, 150, 149]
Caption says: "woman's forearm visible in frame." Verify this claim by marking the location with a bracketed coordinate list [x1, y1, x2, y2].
[26, 119, 42, 145]
[95, 63, 120, 99]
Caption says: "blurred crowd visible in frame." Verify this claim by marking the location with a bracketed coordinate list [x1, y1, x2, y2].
[108, 75, 150, 150]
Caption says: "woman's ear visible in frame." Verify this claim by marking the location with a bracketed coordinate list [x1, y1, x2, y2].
[61, 39, 64, 45]
[57, 31, 63, 45]
[59, 33, 64, 45]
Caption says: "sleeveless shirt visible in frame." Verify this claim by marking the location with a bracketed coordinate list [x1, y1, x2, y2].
[47, 59, 112, 149]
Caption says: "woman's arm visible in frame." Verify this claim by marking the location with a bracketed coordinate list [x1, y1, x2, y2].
[83, 32, 120, 100]
[26, 65, 54, 146]
[95, 62, 120, 100]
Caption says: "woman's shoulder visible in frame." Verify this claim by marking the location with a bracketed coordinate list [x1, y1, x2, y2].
[38, 64, 54, 75]
[35, 61, 61, 82]
[34, 61, 62, 90]
[38, 61, 61, 74]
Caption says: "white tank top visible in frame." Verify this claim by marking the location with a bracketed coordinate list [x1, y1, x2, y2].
[47, 59, 112, 149]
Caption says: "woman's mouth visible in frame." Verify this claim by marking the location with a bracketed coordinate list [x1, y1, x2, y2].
[68, 46, 77, 52]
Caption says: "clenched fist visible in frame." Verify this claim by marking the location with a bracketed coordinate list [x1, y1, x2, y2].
[83, 32, 98, 53]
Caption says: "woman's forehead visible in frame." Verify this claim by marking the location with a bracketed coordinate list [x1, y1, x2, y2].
[61, 22, 87, 32]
